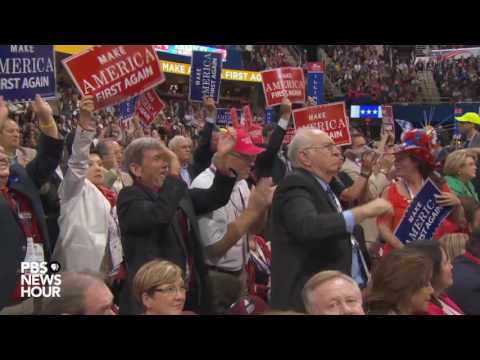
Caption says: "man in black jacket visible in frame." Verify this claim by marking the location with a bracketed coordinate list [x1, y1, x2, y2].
[117, 127, 242, 315]
[267, 128, 393, 312]
[0, 95, 64, 314]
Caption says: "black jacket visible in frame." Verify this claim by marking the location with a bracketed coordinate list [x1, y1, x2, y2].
[254, 122, 288, 185]
[447, 254, 480, 315]
[117, 172, 236, 315]
[192, 121, 216, 179]
[0, 134, 64, 310]
[267, 168, 364, 312]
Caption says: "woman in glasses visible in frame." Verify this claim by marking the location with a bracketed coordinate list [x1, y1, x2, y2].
[133, 259, 190, 315]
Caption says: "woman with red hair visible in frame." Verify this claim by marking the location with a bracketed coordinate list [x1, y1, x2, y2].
[377, 129, 465, 257]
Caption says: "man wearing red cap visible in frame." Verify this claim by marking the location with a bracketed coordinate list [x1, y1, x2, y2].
[191, 128, 276, 314]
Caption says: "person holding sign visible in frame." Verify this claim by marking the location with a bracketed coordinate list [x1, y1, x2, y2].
[377, 130, 465, 256]
[0, 95, 63, 315]
[268, 128, 393, 313]
[53, 96, 125, 282]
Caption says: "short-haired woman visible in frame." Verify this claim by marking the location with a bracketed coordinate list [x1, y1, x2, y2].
[407, 240, 464, 315]
[133, 259, 191, 315]
[438, 233, 468, 261]
[366, 247, 434, 315]
[443, 149, 478, 202]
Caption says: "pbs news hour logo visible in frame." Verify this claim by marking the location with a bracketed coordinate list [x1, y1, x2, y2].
[20, 261, 62, 298]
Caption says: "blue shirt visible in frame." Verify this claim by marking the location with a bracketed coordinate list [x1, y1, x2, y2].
[180, 165, 192, 187]
[314, 175, 367, 287]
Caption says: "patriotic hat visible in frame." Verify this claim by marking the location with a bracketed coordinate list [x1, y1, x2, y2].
[393, 129, 435, 167]
[455, 112, 480, 125]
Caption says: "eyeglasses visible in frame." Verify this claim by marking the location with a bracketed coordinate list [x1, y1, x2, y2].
[302, 143, 339, 154]
[150, 284, 188, 296]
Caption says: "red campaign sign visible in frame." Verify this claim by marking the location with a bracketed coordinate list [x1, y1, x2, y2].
[307, 62, 325, 73]
[283, 127, 296, 145]
[247, 124, 264, 145]
[62, 45, 165, 110]
[135, 90, 165, 126]
[292, 102, 351, 146]
[230, 107, 241, 129]
[243, 105, 253, 129]
[261, 67, 306, 107]
[381, 105, 395, 136]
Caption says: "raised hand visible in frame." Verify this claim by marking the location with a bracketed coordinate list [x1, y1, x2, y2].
[0, 96, 9, 123]
[247, 177, 276, 214]
[32, 95, 54, 124]
[279, 97, 292, 120]
[203, 96, 217, 119]
[78, 96, 96, 132]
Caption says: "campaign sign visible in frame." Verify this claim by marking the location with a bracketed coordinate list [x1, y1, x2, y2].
[381, 105, 395, 137]
[394, 178, 452, 244]
[135, 90, 165, 126]
[189, 51, 223, 103]
[0, 45, 56, 102]
[307, 62, 325, 105]
[261, 67, 306, 107]
[265, 108, 275, 125]
[283, 127, 296, 145]
[243, 105, 254, 129]
[292, 102, 351, 146]
[114, 96, 138, 123]
[247, 123, 264, 145]
[216, 108, 241, 127]
[62, 45, 165, 110]
[230, 107, 241, 129]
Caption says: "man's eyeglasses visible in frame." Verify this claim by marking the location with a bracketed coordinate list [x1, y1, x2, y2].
[302, 143, 339, 154]
[150, 284, 188, 296]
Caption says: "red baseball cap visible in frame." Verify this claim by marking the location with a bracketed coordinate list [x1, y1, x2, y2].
[232, 128, 265, 156]
[226, 295, 270, 315]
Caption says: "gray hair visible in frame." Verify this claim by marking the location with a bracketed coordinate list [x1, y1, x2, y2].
[287, 128, 325, 167]
[168, 135, 187, 151]
[37, 271, 106, 315]
[95, 138, 116, 159]
[124, 137, 165, 178]
[302, 271, 360, 314]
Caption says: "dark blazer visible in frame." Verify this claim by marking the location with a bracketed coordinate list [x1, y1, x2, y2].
[254, 123, 287, 185]
[117, 172, 236, 315]
[447, 254, 480, 315]
[267, 168, 357, 312]
[0, 134, 64, 310]
[192, 121, 216, 179]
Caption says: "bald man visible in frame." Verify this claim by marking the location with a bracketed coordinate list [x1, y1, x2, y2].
[267, 128, 392, 312]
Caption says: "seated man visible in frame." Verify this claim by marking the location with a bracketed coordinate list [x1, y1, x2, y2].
[302, 271, 365, 315]
[38, 272, 116, 315]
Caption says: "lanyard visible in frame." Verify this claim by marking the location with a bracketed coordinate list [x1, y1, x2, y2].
[403, 179, 424, 201]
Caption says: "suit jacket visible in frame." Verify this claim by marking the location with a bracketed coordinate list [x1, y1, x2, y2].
[0, 134, 64, 310]
[117, 172, 236, 315]
[447, 253, 480, 315]
[267, 168, 359, 312]
[254, 123, 287, 184]
[192, 121, 216, 179]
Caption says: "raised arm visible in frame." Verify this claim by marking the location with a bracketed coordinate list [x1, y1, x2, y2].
[25, 95, 63, 189]
[58, 96, 96, 202]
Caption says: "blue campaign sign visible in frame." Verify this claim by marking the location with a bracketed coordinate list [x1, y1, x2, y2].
[114, 96, 138, 123]
[189, 51, 223, 103]
[265, 108, 275, 124]
[307, 72, 325, 105]
[216, 108, 241, 127]
[0, 45, 56, 102]
[394, 178, 452, 244]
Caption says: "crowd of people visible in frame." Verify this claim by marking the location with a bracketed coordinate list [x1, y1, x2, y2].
[2, 46, 480, 316]
[325, 45, 422, 104]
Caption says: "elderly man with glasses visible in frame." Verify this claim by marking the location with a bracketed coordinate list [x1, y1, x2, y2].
[267, 128, 393, 313]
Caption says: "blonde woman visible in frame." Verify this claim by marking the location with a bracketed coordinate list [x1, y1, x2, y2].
[439, 233, 468, 261]
[133, 259, 191, 315]
[443, 149, 478, 202]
